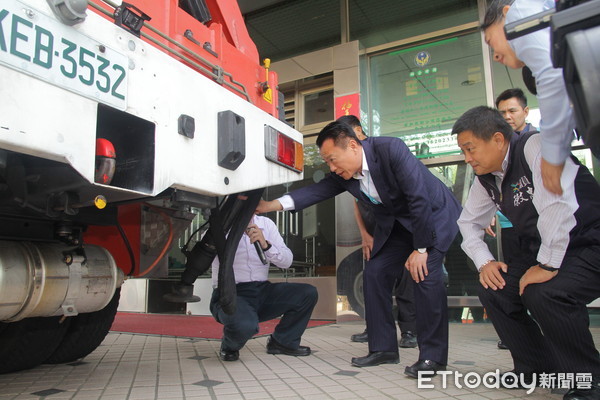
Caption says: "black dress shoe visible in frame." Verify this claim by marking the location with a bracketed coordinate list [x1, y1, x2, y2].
[351, 351, 399, 367]
[497, 340, 509, 350]
[219, 347, 239, 362]
[563, 383, 600, 400]
[404, 359, 446, 378]
[398, 331, 417, 348]
[266, 335, 311, 356]
[351, 329, 368, 343]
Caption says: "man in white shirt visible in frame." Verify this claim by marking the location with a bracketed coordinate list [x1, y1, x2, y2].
[454, 106, 600, 400]
[482, 0, 576, 196]
[209, 215, 318, 362]
[491, 87, 536, 350]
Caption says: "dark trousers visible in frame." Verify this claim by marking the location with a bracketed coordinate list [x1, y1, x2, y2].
[364, 223, 449, 364]
[394, 271, 416, 333]
[479, 245, 600, 377]
[210, 281, 318, 352]
[500, 227, 521, 266]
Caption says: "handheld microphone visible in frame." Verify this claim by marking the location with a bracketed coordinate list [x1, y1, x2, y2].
[254, 241, 268, 265]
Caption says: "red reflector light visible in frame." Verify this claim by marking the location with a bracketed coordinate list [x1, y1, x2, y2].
[278, 134, 295, 166]
[265, 126, 303, 172]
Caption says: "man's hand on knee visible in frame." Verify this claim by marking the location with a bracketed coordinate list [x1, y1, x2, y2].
[479, 261, 508, 290]
[519, 264, 558, 295]
[404, 250, 429, 283]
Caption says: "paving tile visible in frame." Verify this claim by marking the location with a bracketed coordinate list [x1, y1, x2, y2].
[0, 323, 594, 399]
[30, 388, 66, 396]
[265, 389, 304, 399]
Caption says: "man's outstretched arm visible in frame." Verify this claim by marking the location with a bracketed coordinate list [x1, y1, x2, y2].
[256, 199, 283, 214]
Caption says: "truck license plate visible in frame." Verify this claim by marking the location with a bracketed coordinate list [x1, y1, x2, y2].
[0, 1, 128, 110]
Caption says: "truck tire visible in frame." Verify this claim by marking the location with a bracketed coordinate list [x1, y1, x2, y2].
[0, 316, 70, 374]
[347, 269, 365, 319]
[338, 249, 365, 318]
[45, 289, 121, 364]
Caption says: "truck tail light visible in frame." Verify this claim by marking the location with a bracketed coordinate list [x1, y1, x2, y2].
[264, 126, 303, 172]
[95, 138, 116, 185]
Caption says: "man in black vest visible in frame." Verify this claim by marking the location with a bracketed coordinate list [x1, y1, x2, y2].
[489, 87, 536, 351]
[454, 106, 600, 400]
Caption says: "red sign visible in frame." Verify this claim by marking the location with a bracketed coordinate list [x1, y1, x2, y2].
[335, 93, 360, 120]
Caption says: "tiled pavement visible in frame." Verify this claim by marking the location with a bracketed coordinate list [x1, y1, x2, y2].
[1, 322, 598, 400]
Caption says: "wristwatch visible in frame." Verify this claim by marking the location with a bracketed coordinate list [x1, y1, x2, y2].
[538, 263, 558, 272]
[417, 248, 427, 254]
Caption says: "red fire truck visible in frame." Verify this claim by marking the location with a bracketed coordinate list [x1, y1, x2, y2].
[0, 0, 303, 373]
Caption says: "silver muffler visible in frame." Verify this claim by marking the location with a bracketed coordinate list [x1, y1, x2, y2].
[0, 241, 124, 321]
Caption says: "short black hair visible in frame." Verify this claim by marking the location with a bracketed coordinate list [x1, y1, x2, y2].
[481, 0, 514, 31]
[495, 88, 528, 108]
[316, 120, 361, 149]
[451, 106, 513, 141]
[337, 114, 367, 138]
[337, 115, 361, 128]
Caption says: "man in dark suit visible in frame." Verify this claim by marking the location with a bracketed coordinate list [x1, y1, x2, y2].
[256, 121, 461, 377]
[339, 114, 417, 349]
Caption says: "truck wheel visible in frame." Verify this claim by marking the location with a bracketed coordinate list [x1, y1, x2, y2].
[45, 289, 121, 364]
[0, 316, 70, 374]
[338, 249, 365, 319]
[347, 269, 365, 319]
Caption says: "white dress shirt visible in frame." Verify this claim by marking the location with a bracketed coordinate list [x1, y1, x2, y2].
[353, 149, 383, 204]
[458, 134, 579, 270]
[507, 0, 576, 166]
[211, 215, 293, 287]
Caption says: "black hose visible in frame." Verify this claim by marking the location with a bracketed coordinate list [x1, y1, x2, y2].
[116, 220, 136, 276]
[217, 189, 264, 315]
[180, 195, 241, 284]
